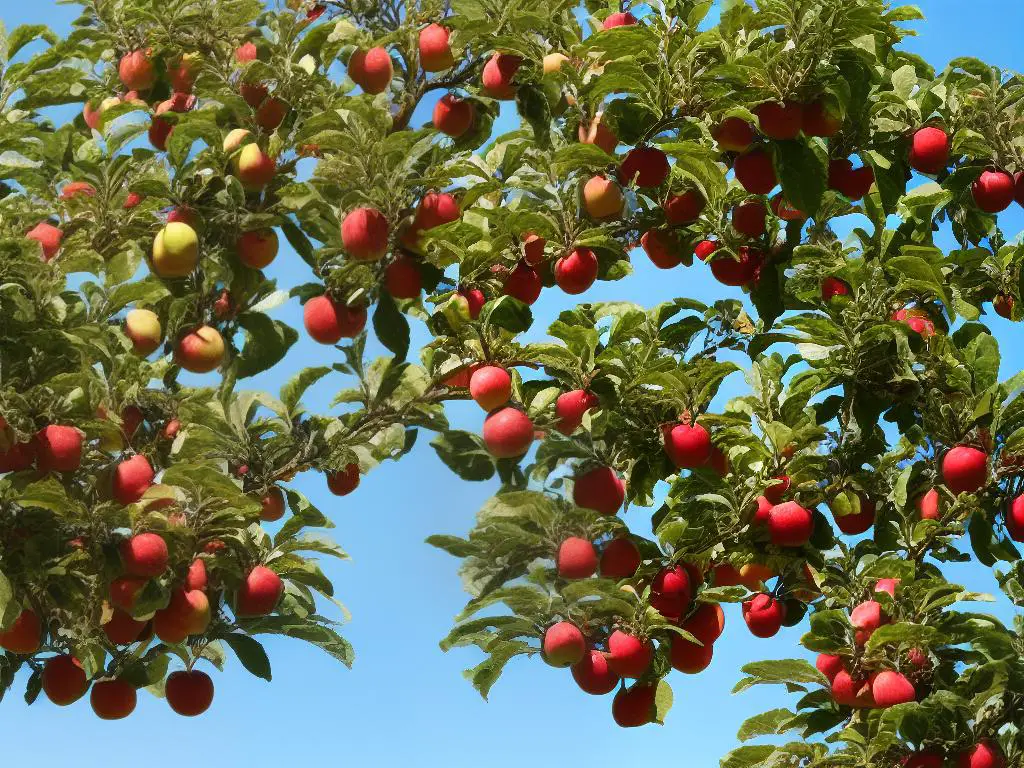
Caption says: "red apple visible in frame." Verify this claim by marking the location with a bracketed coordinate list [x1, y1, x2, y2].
[26, 222, 63, 261]
[607, 630, 653, 678]
[669, 636, 713, 673]
[681, 603, 725, 645]
[942, 445, 988, 494]
[871, 670, 916, 707]
[35, 425, 82, 472]
[166, 670, 214, 716]
[957, 740, 1006, 768]
[327, 463, 361, 496]
[555, 247, 598, 294]
[732, 199, 767, 237]
[802, 98, 841, 137]
[908, 126, 950, 174]
[342, 207, 389, 260]
[481, 53, 521, 100]
[175, 325, 225, 373]
[102, 608, 147, 645]
[816, 653, 844, 682]
[120, 532, 167, 577]
[611, 684, 656, 727]
[821, 277, 851, 301]
[599, 538, 641, 579]
[118, 49, 156, 91]
[972, 169, 1014, 213]
[734, 149, 777, 194]
[557, 537, 598, 579]
[348, 47, 394, 94]
[583, 174, 623, 219]
[541, 621, 585, 667]
[503, 260, 543, 304]
[709, 246, 763, 286]
[469, 365, 512, 411]
[603, 11, 638, 28]
[419, 23, 455, 72]
[303, 295, 367, 344]
[482, 407, 534, 458]
[572, 466, 625, 515]
[236, 228, 278, 269]
[457, 287, 486, 319]
[433, 94, 473, 138]
[42, 655, 88, 706]
[234, 143, 276, 190]
[831, 669, 875, 708]
[579, 113, 618, 154]
[236, 566, 284, 617]
[113, 455, 155, 504]
[851, 599, 886, 644]
[664, 422, 712, 467]
[554, 389, 599, 434]
[260, 487, 286, 522]
[571, 650, 619, 695]
[714, 117, 755, 152]
[640, 229, 681, 269]
[385, 254, 422, 298]
[755, 100, 803, 140]
[522, 233, 546, 265]
[651, 565, 692, 621]
[0, 609, 42, 654]
[618, 146, 669, 188]
[742, 593, 786, 637]
[663, 189, 705, 224]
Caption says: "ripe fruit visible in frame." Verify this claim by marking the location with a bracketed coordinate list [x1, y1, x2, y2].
[709, 246, 763, 286]
[155, 587, 210, 642]
[832, 669, 874, 708]
[175, 326, 225, 373]
[109, 576, 145, 611]
[714, 117, 755, 153]
[607, 630, 653, 678]
[26, 221, 62, 261]
[186, 558, 207, 592]
[902, 751, 945, 768]
[542, 52, 568, 74]
[603, 11, 637, 28]
[118, 50, 155, 91]
[419, 23, 455, 71]
[762, 475, 790, 504]
[60, 181, 97, 200]
[303, 295, 367, 344]
[695, 239, 718, 261]
[35, 425, 82, 472]
[618, 146, 669, 188]
[771, 194, 805, 221]
[433, 94, 473, 138]
[821, 277, 851, 301]
[578, 114, 617, 154]
[742, 593, 785, 638]
[240, 82, 270, 108]
[851, 599, 886, 644]
[664, 422, 712, 468]
[113, 455, 155, 504]
[971, 169, 1015, 213]
[123, 192, 143, 209]
[557, 537, 598, 579]
[739, 563, 775, 589]
[152, 222, 199, 278]
[600, 538, 641, 579]
[755, 100, 804, 140]
[234, 143, 276, 190]
[235, 41, 258, 63]
[167, 206, 199, 227]
[957, 741, 1006, 768]
[90, 679, 137, 720]
[732, 199, 767, 237]
[503, 261, 543, 305]
[261, 487, 286, 522]
[255, 97, 289, 130]
[802, 99, 841, 137]
[342, 207, 389, 260]
[669, 636, 713, 673]
[833, 495, 876, 535]
[871, 670, 916, 707]
[829, 158, 875, 200]
[522, 233, 546, 265]
[583, 174, 623, 219]
[572, 466, 625, 515]
[681, 603, 725, 645]
[1006, 494, 1024, 541]
[223, 128, 253, 153]
[469, 365, 512, 411]
[236, 566, 284, 617]
[166, 670, 214, 716]
[640, 229, 680, 269]
[734, 149, 777, 194]
[42, 655, 88, 705]
[385, 255, 422, 298]
[236, 228, 278, 269]
[168, 54, 199, 92]
[482, 407, 534, 458]
[663, 190, 704, 225]
[651, 565, 692, 621]
[349, 47, 394, 94]
[327, 463, 360, 496]
[555, 247, 599, 294]
[555, 389, 599, 434]
[541, 621, 585, 667]
[149, 93, 196, 150]
[456, 288, 486, 319]
[994, 293, 1014, 319]
[414, 191, 461, 230]
[0, 609, 41, 654]
[908, 126, 950, 174]
[941, 445, 988, 494]
[103, 608, 146, 645]
[893, 307, 936, 337]
[120, 532, 167, 578]
[611, 684, 656, 727]
[481, 53, 521, 99]
[918, 488, 940, 520]
[816, 653, 844, 682]
[571, 650, 619, 695]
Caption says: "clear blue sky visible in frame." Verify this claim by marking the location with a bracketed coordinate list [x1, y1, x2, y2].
[5, 2, 1024, 765]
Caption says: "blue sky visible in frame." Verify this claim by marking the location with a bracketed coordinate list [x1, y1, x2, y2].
[5, 2, 1024, 765]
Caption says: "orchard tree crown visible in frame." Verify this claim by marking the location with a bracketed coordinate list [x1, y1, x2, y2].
[2, 0, 1024, 763]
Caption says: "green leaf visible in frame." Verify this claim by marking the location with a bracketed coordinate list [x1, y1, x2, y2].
[430, 431, 495, 481]
[234, 313, 299, 378]
[372, 293, 410, 362]
[222, 633, 273, 681]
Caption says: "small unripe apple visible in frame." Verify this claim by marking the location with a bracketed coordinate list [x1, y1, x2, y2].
[611, 684, 656, 727]
[166, 670, 214, 716]
[618, 146, 669, 188]
[234, 143, 276, 190]
[754, 100, 803, 140]
[941, 445, 988, 494]
[554, 389, 598, 434]
[482, 407, 534, 458]
[578, 114, 617, 154]
[469, 365, 512, 411]
[348, 47, 394, 94]
[236, 565, 284, 617]
[713, 117, 755, 152]
[342, 207, 389, 260]
[35, 425, 83, 472]
[112, 456, 153, 505]
[261, 487, 286, 522]
[26, 221, 63, 261]
[971, 169, 1014, 213]
[663, 189, 704, 224]
[152, 222, 199, 278]
[732, 199, 767, 237]
[664, 422, 712, 467]
[742, 593, 785, 638]
[734, 149, 777, 194]
[236, 228, 279, 269]
[599, 538, 641, 579]
[223, 128, 253, 154]
[42, 655, 88, 706]
[573, 466, 625, 515]
[432, 94, 473, 138]
[503, 261, 542, 304]
[174, 325, 225, 373]
[583, 174, 623, 219]
[419, 23, 455, 72]
[908, 126, 950, 174]
[767, 501, 814, 547]
[119, 49, 156, 91]
[125, 308, 162, 355]
[327, 463, 360, 496]
[0, 609, 42, 654]
[120, 531, 167, 577]
[571, 649, 619, 695]
[541, 621, 585, 667]
[481, 53, 521, 100]
[90, 679, 137, 720]
[303, 295, 367, 344]
[554, 247, 598, 294]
